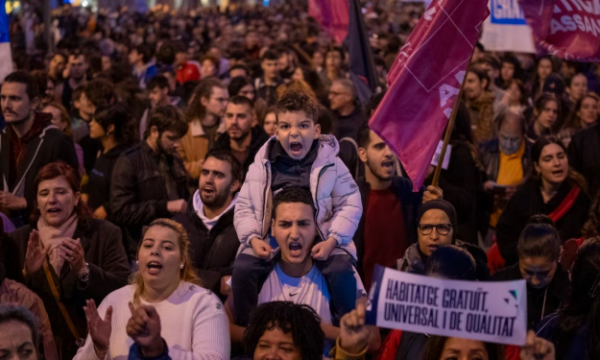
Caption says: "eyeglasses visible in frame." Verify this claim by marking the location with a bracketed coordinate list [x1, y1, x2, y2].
[418, 224, 452, 235]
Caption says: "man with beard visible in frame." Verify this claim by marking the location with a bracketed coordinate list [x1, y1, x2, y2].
[0, 71, 78, 225]
[110, 105, 190, 258]
[54, 50, 89, 111]
[353, 123, 443, 290]
[175, 150, 242, 300]
[213, 96, 269, 173]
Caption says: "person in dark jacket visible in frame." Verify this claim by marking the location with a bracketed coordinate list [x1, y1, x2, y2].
[536, 238, 600, 360]
[82, 103, 134, 221]
[212, 96, 270, 174]
[328, 79, 366, 141]
[496, 136, 591, 266]
[0, 71, 79, 226]
[480, 110, 532, 234]
[425, 101, 484, 244]
[174, 150, 242, 300]
[354, 123, 442, 289]
[11, 162, 129, 360]
[397, 199, 490, 281]
[568, 122, 600, 199]
[110, 105, 190, 258]
[493, 215, 569, 330]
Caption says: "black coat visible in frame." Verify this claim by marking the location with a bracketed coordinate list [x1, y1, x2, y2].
[493, 263, 569, 330]
[0, 115, 79, 217]
[426, 141, 484, 244]
[212, 125, 270, 174]
[82, 143, 130, 215]
[174, 197, 240, 298]
[354, 177, 423, 280]
[568, 124, 600, 198]
[10, 219, 130, 360]
[332, 106, 367, 141]
[496, 179, 591, 265]
[110, 142, 189, 255]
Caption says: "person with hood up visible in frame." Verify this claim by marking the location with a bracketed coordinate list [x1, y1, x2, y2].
[397, 199, 490, 281]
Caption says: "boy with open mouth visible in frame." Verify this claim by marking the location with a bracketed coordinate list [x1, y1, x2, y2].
[232, 90, 363, 327]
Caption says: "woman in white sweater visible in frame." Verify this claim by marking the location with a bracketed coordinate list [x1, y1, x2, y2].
[73, 218, 230, 360]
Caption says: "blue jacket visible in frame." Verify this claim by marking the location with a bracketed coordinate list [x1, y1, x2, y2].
[128, 342, 170, 360]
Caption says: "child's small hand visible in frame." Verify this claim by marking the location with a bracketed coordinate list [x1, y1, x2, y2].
[311, 237, 338, 261]
[251, 238, 274, 259]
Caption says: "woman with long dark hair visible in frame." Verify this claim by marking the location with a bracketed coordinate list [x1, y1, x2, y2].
[82, 103, 135, 220]
[558, 93, 599, 148]
[496, 136, 591, 265]
[9, 162, 130, 360]
[526, 94, 560, 142]
[536, 238, 600, 359]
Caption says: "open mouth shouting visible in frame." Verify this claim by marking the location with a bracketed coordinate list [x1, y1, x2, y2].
[289, 141, 304, 157]
[381, 159, 394, 170]
[201, 185, 215, 197]
[146, 261, 163, 275]
[288, 242, 303, 258]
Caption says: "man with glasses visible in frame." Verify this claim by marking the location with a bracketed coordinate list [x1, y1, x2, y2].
[180, 78, 229, 181]
[328, 79, 366, 141]
[398, 199, 490, 280]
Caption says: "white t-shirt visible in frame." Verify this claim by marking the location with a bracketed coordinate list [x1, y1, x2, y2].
[257, 264, 366, 356]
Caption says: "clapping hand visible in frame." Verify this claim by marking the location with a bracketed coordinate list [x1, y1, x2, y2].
[127, 302, 165, 357]
[83, 299, 113, 358]
[24, 230, 49, 275]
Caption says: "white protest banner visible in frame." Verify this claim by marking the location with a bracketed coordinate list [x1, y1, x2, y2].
[366, 265, 528, 346]
[430, 140, 451, 170]
[481, 0, 535, 53]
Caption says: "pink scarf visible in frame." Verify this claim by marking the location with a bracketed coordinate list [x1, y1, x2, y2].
[37, 214, 78, 274]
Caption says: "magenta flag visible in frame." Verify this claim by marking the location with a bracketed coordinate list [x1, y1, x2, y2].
[518, 0, 600, 62]
[308, 0, 349, 44]
[369, 0, 489, 191]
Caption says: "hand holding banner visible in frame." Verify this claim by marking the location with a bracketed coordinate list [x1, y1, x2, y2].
[366, 265, 528, 346]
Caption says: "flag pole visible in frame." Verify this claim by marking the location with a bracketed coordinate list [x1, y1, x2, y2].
[431, 47, 476, 188]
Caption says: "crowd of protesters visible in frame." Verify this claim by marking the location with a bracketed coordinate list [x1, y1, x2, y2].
[1, 0, 600, 359]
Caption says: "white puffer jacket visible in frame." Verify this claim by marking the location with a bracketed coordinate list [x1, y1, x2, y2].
[234, 135, 362, 258]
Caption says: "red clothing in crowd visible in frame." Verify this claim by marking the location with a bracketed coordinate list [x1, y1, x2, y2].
[362, 188, 408, 290]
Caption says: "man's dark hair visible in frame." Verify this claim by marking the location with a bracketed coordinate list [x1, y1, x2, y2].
[84, 79, 115, 107]
[229, 64, 249, 77]
[133, 45, 154, 64]
[69, 49, 88, 63]
[357, 121, 372, 149]
[200, 55, 220, 73]
[205, 150, 243, 185]
[0, 305, 40, 351]
[228, 76, 253, 98]
[94, 102, 136, 145]
[244, 302, 324, 360]
[147, 75, 170, 92]
[186, 78, 226, 121]
[276, 90, 319, 123]
[145, 104, 188, 139]
[517, 215, 561, 261]
[325, 45, 345, 62]
[467, 66, 490, 91]
[272, 187, 315, 219]
[261, 49, 280, 62]
[4, 70, 40, 100]
[228, 95, 254, 112]
[476, 55, 500, 71]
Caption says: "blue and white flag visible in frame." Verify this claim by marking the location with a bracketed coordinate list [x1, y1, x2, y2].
[366, 265, 528, 346]
[0, 0, 13, 82]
